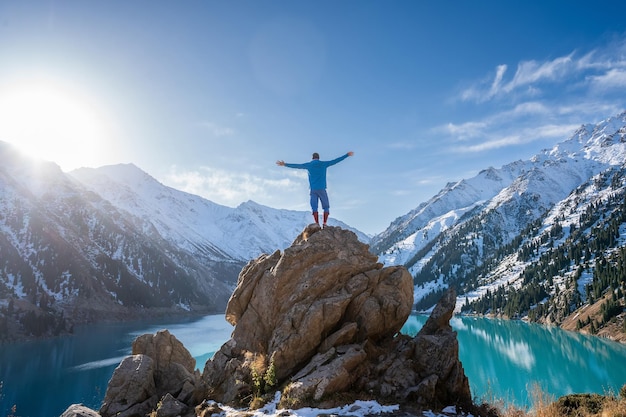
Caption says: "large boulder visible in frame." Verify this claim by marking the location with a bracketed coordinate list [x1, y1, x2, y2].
[132, 329, 201, 404]
[202, 224, 470, 409]
[99, 329, 202, 417]
[99, 354, 157, 417]
[203, 225, 413, 404]
[357, 288, 471, 408]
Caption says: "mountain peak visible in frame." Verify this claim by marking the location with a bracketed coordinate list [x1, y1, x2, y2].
[370, 111, 626, 337]
[71, 163, 159, 189]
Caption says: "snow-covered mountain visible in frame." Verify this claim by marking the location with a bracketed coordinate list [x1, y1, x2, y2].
[69, 164, 369, 263]
[371, 111, 626, 340]
[0, 145, 368, 340]
[4, 110, 626, 341]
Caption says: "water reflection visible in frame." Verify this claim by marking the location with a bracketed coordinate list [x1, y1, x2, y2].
[402, 315, 626, 407]
[0, 314, 232, 417]
[466, 325, 535, 370]
[2, 313, 626, 417]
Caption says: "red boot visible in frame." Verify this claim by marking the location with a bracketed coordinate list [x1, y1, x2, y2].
[323, 212, 329, 228]
[312, 212, 319, 224]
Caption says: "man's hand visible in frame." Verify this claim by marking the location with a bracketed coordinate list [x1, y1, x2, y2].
[348, 151, 354, 156]
[276, 160, 285, 166]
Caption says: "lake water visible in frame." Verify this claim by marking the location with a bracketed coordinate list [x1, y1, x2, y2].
[404, 315, 626, 407]
[2, 314, 626, 417]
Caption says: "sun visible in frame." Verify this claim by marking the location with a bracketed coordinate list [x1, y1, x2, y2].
[0, 80, 108, 171]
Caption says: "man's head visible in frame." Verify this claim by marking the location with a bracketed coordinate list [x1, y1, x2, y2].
[312, 152, 320, 160]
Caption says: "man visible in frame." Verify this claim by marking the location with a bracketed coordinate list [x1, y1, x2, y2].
[276, 151, 354, 228]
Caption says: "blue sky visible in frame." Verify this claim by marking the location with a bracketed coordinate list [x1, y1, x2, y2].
[1, 1, 626, 234]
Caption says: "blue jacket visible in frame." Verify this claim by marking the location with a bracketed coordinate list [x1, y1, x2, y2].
[284, 153, 350, 190]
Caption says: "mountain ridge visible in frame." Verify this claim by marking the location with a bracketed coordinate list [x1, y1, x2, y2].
[373, 110, 626, 342]
[3, 111, 626, 342]
[374, 112, 626, 268]
[69, 163, 369, 261]
[0, 146, 369, 341]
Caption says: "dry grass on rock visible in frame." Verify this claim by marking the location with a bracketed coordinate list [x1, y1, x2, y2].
[481, 383, 626, 417]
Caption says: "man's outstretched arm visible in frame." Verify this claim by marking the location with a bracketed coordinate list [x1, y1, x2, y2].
[324, 151, 354, 167]
[276, 160, 310, 169]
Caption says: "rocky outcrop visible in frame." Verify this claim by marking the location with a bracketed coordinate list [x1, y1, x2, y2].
[99, 329, 203, 417]
[360, 288, 470, 406]
[202, 224, 470, 409]
[60, 224, 472, 416]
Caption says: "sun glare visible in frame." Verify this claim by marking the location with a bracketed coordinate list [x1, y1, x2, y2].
[0, 81, 108, 171]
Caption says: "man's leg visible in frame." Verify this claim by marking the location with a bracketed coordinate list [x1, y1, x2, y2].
[310, 191, 319, 224]
[318, 190, 330, 227]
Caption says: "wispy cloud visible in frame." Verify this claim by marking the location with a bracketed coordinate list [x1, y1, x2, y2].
[506, 54, 574, 92]
[444, 36, 626, 155]
[454, 134, 524, 153]
[434, 101, 551, 142]
[462, 64, 510, 102]
[440, 121, 488, 141]
[490, 64, 508, 96]
[588, 68, 626, 90]
[460, 38, 626, 103]
[461, 54, 575, 102]
[165, 165, 301, 207]
[434, 98, 584, 153]
[451, 123, 580, 153]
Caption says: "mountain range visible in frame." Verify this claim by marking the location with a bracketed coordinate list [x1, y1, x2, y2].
[2, 111, 626, 342]
[373, 111, 626, 341]
[0, 144, 366, 340]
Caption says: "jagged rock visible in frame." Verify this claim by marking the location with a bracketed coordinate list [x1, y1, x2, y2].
[60, 404, 101, 417]
[154, 393, 189, 417]
[413, 289, 470, 406]
[89, 224, 471, 416]
[284, 344, 367, 402]
[202, 225, 415, 405]
[359, 288, 471, 408]
[99, 354, 157, 417]
[99, 329, 203, 417]
[132, 329, 202, 403]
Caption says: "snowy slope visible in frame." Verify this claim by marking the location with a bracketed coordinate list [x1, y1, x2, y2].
[371, 161, 529, 259]
[1, 144, 370, 338]
[70, 164, 369, 263]
[371, 111, 626, 311]
[0, 145, 237, 334]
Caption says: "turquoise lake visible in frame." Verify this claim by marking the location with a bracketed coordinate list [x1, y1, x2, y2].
[1, 314, 626, 417]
